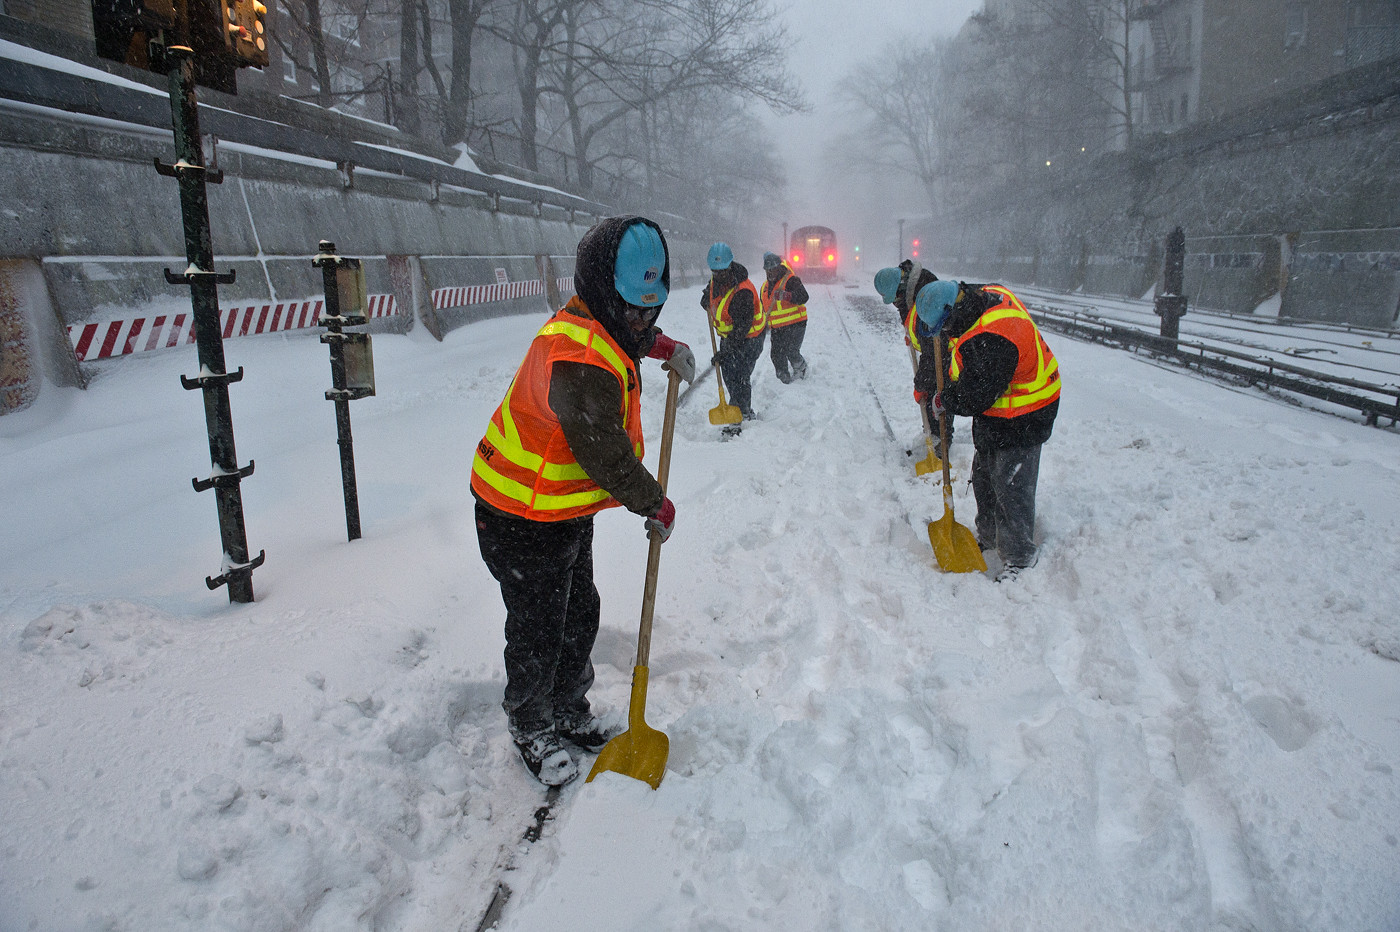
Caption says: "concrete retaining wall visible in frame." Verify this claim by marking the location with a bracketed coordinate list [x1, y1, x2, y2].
[0, 101, 724, 414]
[931, 60, 1400, 329]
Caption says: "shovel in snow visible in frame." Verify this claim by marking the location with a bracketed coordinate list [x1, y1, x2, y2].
[704, 295, 743, 426]
[928, 341, 986, 574]
[908, 343, 942, 477]
[587, 368, 681, 789]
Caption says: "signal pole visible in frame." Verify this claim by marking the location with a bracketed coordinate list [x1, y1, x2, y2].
[163, 43, 263, 601]
[96, 0, 272, 600]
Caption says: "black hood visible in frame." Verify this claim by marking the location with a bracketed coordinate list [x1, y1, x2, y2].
[945, 282, 1002, 337]
[894, 259, 938, 316]
[573, 215, 671, 360]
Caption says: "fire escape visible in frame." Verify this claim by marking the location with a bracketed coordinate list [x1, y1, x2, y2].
[1129, 0, 1194, 128]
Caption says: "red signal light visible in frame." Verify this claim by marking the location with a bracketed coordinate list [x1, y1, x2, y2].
[825, 252, 835, 264]
[791, 253, 803, 266]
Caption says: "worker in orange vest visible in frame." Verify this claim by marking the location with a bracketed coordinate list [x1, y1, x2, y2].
[918, 280, 1060, 582]
[470, 216, 696, 785]
[702, 242, 765, 431]
[760, 251, 809, 383]
[875, 261, 956, 450]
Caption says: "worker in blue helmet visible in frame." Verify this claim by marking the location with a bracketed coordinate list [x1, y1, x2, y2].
[702, 241, 766, 433]
[471, 216, 696, 785]
[761, 251, 810, 383]
[914, 278, 1061, 582]
[874, 259, 955, 451]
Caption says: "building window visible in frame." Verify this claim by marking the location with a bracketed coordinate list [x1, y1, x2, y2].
[283, 58, 297, 83]
[1285, 4, 1308, 50]
[1181, 93, 1189, 122]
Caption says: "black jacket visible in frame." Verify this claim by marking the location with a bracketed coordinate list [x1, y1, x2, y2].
[938, 283, 1058, 451]
[701, 263, 757, 340]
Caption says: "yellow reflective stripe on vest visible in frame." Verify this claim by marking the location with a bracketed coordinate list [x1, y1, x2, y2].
[951, 305, 1059, 410]
[485, 318, 631, 482]
[536, 319, 633, 423]
[484, 419, 589, 481]
[715, 284, 764, 337]
[906, 304, 922, 353]
[471, 449, 610, 510]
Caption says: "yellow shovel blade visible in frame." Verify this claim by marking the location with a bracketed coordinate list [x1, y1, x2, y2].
[914, 451, 942, 476]
[928, 509, 987, 574]
[709, 404, 744, 425]
[586, 666, 669, 789]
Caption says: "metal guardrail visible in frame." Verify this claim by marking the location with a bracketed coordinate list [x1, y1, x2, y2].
[1029, 305, 1400, 428]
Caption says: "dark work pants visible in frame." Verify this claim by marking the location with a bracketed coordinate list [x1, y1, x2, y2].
[769, 321, 808, 382]
[719, 331, 765, 416]
[475, 502, 599, 736]
[970, 443, 1042, 568]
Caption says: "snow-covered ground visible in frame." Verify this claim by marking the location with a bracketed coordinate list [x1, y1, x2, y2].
[2, 281, 1398, 931]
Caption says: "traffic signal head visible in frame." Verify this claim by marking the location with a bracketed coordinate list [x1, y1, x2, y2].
[221, 0, 269, 67]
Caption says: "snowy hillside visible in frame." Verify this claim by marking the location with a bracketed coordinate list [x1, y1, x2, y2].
[2, 282, 1398, 931]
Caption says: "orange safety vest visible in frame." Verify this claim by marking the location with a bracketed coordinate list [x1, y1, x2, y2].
[711, 279, 765, 338]
[948, 285, 1060, 418]
[470, 296, 643, 521]
[904, 305, 922, 353]
[760, 272, 807, 329]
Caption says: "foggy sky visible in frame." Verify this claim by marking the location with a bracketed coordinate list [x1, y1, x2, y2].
[763, 0, 983, 270]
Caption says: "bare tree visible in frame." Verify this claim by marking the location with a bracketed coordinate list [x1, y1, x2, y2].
[838, 38, 960, 217]
[541, 0, 803, 193]
[442, 0, 494, 145]
[397, 0, 423, 134]
[276, 0, 338, 109]
[970, 0, 1136, 158]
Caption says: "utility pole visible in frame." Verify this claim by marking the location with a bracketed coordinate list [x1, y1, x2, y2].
[898, 219, 906, 262]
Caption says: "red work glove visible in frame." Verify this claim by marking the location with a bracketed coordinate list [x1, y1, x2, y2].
[913, 389, 928, 405]
[647, 332, 678, 359]
[644, 497, 676, 543]
[931, 392, 946, 418]
[647, 333, 696, 383]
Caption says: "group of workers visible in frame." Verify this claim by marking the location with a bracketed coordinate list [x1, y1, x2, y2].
[469, 216, 1059, 785]
[702, 241, 811, 434]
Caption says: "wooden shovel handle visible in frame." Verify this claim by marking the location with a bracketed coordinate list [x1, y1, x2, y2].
[636, 368, 681, 668]
[705, 288, 729, 406]
[933, 340, 955, 495]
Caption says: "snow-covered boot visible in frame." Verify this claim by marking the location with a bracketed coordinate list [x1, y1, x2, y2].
[512, 727, 578, 786]
[555, 710, 617, 751]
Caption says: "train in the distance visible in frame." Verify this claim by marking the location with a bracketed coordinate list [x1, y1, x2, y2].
[787, 226, 838, 283]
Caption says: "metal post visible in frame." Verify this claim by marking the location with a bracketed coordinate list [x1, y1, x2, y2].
[314, 241, 371, 541]
[162, 44, 263, 602]
[898, 218, 906, 262]
[782, 222, 788, 256]
[1154, 225, 1188, 347]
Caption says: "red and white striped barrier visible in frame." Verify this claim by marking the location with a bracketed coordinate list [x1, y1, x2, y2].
[67, 294, 397, 362]
[67, 276, 577, 362]
[432, 277, 575, 310]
